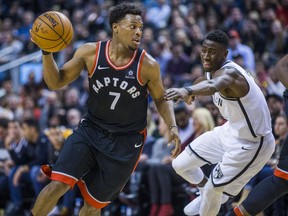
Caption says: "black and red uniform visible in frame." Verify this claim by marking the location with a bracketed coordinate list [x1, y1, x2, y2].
[43, 40, 148, 209]
[274, 89, 288, 180]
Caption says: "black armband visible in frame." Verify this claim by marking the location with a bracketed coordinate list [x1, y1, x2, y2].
[184, 87, 193, 95]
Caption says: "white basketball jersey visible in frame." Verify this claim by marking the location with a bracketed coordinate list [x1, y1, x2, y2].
[208, 60, 272, 141]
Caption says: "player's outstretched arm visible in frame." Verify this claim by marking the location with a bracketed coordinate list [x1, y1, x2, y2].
[275, 54, 288, 88]
[164, 67, 239, 103]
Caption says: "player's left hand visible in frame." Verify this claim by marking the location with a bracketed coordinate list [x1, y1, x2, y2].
[168, 126, 181, 158]
[164, 88, 189, 104]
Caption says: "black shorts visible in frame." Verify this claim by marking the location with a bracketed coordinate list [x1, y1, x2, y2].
[274, 90, 288, 180]
[44, 117, 146, 209]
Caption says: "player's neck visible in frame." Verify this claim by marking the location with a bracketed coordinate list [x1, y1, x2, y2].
[109, 39, 135, 58]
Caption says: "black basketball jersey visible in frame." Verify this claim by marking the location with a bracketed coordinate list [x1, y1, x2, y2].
[86, 40, 148, 133]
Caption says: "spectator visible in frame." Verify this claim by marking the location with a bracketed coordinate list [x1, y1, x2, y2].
[276, 0, 288, 27]
[18, 118, 50, 196]
[34, 126, 74, 216]
[145, 0, 171, 30]
[0, 117, 8, 148]
[4, 119, 28, 215]
[0, 79, 14, 106]
[166, 43, 192, 86]
[66, 108, 82, 129]
[141, 27, 155, 53]
[148, 102, 193, 215]
[223, 6, 245, 34]
[266, 64, 286, 97]
[150, 41, 172, 77]
[0, 30, 23, 65]
[241, 13, 267, 59]
[266, 19, 288, 59]
[63, 87, 85, 114]
[266, 94, 284, 136]
[14, 11, 34, 44]
[227, 29, 256, 72]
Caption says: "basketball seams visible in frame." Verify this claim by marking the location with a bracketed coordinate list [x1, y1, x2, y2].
[63, 25, 73, 45]
[32, 11, 73, 52]
[53, 11, 65, 37]
[37, 16, 62, 40]
[31, 29, 59, 41]
[54, 11, 73, 45]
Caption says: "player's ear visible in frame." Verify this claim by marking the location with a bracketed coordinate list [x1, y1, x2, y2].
[112, 23, 119, 34]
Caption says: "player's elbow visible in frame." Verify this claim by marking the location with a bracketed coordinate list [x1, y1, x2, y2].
[207, 81, 218, 94]
[44, 79, 63, 90]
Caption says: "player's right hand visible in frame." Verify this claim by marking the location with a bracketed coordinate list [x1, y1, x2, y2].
[168, 126, 181, 158]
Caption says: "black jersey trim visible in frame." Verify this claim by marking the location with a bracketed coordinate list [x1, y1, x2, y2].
[211, 136, 264, 187]
[188, 145, 213, 165]
[237, 98, 257, 138]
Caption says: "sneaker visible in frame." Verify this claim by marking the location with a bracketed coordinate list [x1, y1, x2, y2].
[184, 195, 201, 216]
[183, 190, 229, 216]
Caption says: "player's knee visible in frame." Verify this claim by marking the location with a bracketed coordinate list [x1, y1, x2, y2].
[172, 158, 193, 175]
[172, 157, 182, 174]
[172, 152, 196, 174]
[47, 180, 70, 195]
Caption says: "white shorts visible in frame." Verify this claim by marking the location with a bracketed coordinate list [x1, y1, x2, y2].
[186, 123, 275, 196]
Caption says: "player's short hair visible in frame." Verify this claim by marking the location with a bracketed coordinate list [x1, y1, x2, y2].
[204, 30, 229, 49]
[109, 2, 142, 29]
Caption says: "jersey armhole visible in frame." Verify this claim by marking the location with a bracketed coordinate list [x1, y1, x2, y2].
[88, 41, 101, 78]
[137, 50, 146, 86]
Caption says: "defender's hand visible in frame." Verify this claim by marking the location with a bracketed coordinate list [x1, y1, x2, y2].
[164, 88, 189, 104]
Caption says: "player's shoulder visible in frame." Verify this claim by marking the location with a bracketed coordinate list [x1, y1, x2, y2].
[139, 50, 161, 84]
[78, 42, 98, 51]
[75, 42, 100, 56]
[141, 50, 160, 71]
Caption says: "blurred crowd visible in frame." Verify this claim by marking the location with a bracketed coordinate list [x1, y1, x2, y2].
[0, 0, 288, 215]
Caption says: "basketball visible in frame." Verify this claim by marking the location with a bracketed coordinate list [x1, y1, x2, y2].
[31, 11, 73, 53]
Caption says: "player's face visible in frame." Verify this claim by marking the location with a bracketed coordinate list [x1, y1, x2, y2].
[200, 39, 227, 72]
[116, 14, 143, 50]
[274, 115, 288, 136]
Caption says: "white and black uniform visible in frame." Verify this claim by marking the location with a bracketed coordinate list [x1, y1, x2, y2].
[186, 60, 275, 196]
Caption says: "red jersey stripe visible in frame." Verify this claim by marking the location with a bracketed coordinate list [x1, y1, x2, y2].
[274, 167, 288, 180]
[137, 50, 146, 86]
[105, 40, 137, 70]
[49, 171, 78, 188]
[89, 41, 101, 77]
[233, 207, 245, 216]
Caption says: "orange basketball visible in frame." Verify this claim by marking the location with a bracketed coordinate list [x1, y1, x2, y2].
[31, 11, 73, 52]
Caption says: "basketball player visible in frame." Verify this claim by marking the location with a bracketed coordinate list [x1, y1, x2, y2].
[163, 29, 275, 216]
[229, 54, 288, 216]
[30, 3, 181, 216]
